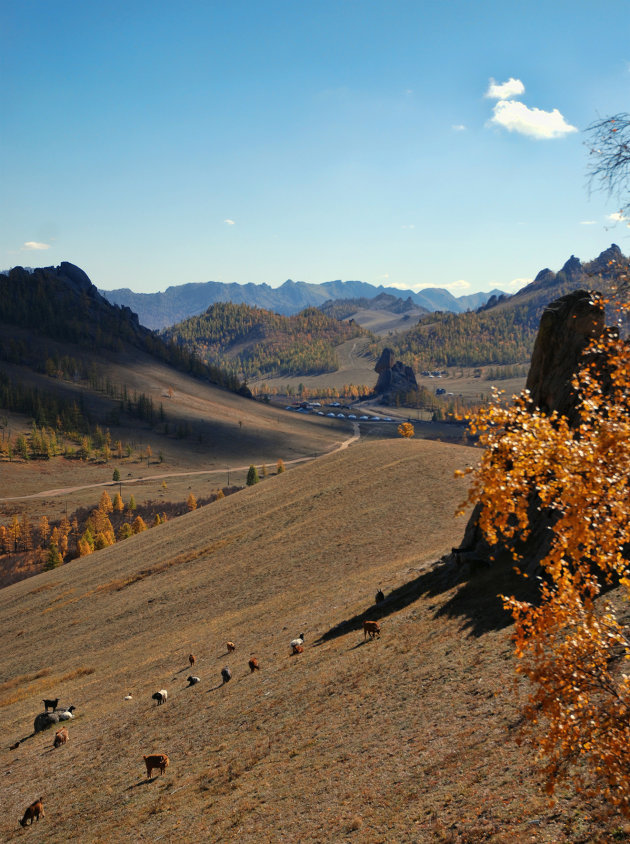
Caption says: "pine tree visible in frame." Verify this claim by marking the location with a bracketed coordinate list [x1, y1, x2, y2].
[45, 543, 62, 570]
[246, 465, 259, 485]
[132, 516, 147, 534]
[117, 522, 133, 541]
[39, 515, 50, 546]
[99, 490, 113, 513]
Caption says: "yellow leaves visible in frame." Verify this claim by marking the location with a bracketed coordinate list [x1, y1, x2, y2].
[461, 317, 630, 813]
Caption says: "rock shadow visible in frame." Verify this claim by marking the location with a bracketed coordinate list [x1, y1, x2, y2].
[317, 554, 539, 642]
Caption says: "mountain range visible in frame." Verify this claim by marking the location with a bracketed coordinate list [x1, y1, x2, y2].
[100, 278, 505, 330]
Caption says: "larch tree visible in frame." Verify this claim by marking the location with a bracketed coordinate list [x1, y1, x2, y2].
[99, 490, 113, 513]
[397, 422, 415, 439]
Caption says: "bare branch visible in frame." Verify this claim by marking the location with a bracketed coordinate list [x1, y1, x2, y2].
[585, 113, 630, 214]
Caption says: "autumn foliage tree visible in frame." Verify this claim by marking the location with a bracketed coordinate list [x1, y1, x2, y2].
[397, 422, 414, 439]
[463, 291, 630, 812]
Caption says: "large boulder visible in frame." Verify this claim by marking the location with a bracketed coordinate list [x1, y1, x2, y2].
[453, 289, 608, 574]
[525, 289, 605, 424]
[34, 711, 59, 732]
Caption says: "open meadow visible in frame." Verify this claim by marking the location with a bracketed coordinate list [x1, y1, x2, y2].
[1, 437, 624, 843]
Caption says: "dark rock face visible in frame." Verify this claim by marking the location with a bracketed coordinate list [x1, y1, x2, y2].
[454, 289, 607, 574]
[374, 347, 418, 402]
[525, 289, 606, 424]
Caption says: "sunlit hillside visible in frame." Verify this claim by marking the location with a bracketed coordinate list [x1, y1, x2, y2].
[1, 437, 620, 842]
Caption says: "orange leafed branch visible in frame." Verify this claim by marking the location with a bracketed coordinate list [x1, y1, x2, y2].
[466, 298, 630, 812]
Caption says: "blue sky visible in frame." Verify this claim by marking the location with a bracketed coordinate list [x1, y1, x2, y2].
[2, 1, 630, 295]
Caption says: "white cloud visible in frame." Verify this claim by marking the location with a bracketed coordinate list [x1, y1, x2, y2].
[452, 124, 467, 132]
[580, 220, 597, 225]
[444, 279, 471, 292]
[507, 277, 532, 291]
[224, 219, 235, 225]
[485, 77, 525, 100]
[607, 212, 627, 222]
[22, 241, 50, 251]
[488, 99, 577, 139]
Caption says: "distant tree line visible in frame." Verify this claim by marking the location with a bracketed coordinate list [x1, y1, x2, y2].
[0, 486, 239, 586]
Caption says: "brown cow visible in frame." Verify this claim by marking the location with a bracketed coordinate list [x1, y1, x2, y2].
[53, 727, 68, 748]
[19, 798, 44, 827]
[363, 620, 381, 640]
[144, 754, 169, 778]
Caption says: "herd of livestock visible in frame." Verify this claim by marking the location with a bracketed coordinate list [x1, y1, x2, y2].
[13, 590, 384, 830]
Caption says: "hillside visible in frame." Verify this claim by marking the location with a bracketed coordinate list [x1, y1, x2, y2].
[162, 302, 368, 379]
[1, 438, 620, 842]
[100, 277, 502, 330]
[0, 263, 246, 395]
[374, 244, 629, 371]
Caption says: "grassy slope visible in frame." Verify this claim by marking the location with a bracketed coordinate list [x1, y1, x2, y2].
[0, 439, 620, 842]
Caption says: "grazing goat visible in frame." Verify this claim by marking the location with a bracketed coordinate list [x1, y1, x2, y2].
[226, 641, 236, 653]
[19, 798, 44, 827]
[53, 727, 68, 748]
[375, 587, 385, 604]
[9, 740, 20, 751]
[289, 633, 304, 650]
[363, 620, 381, 640]
[42, 698, 58, 713]
[187, 675, 200, 686]
[143, 754, 169, 778]
[248, 658, 260, 673]
[152, 690, 168, 705]
[291, 644, 304, 655]
[57, 706, 76, 721]
[221, 667, 232, 684]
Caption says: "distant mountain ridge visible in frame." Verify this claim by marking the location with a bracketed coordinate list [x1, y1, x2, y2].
[373, 244, 629, 371]
[100, 277, 505, 330]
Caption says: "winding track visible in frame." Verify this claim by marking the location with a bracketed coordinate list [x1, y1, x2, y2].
[0, 423, 361, 503]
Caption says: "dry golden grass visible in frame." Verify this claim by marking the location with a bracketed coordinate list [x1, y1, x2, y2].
[0, 438, 623, 842]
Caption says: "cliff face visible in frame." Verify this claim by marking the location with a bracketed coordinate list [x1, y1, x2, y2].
[374, 348, 418, 403]
[455, 289, 608, 575]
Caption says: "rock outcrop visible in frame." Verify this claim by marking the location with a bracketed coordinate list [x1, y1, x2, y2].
[374, 348, 418, 403]
[453, 289, 608, 575]
[34, 711, 60, 732]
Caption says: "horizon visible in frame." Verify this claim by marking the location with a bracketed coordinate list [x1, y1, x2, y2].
[3, 1, 630, 296]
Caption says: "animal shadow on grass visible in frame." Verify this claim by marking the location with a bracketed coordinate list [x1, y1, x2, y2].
[318, 553, 539, 643]
[127, 778, 158, 790]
